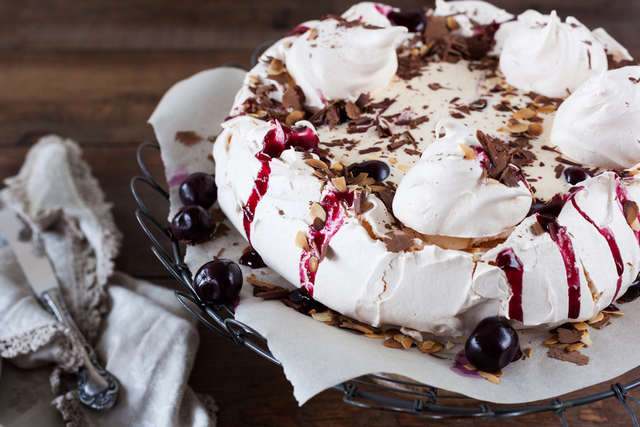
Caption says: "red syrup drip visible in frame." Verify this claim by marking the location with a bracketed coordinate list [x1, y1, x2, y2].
[241, 121, 319, 245]
[496, 248, 524, 323]
[534, 190, 582, 319]
[299, 189, 354, 296]
[239, 249, 266, 269]
[569, 198, 624, 297]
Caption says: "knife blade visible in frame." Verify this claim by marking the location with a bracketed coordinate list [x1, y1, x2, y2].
[0, 204, 119, 410]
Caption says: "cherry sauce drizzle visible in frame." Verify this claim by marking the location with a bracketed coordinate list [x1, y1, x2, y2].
[496, 247, 524, 323]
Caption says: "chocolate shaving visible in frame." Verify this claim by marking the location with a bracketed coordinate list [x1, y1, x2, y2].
[384, 232, 414, 253]
[557, 327, 584, 344]
[282, 85, 306, 111]
[450, 112, 465, 119]
[404, 148, 422, 156]
[428, 83, 448, 91]
[608, 54, 639, 70]
[377, 187, 395, 214]
[257, 289, 292, 300]
[175, 131, 204, 146]
[476, 130, 534, 187]
[266, 72, 289, 86]
[355, 93, 370, 109]
[359, 147, 382, 155]
[424, 15, 450, 45]
[554, 164, 565, 179]
[630, 77, 640, 84]
[397, 55, 426, 80]
[555, 156, 582, 167]
[354, 191, 366, 215]
[548, 347, 589, 366]
[345, 101, 362, 119]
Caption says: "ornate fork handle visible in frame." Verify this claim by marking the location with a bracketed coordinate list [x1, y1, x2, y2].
[43, 288, 119, 410]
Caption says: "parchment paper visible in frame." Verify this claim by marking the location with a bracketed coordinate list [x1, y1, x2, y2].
[149, 66, 640, 406]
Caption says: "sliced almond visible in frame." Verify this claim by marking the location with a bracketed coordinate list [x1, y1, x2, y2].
[307, 158, 328, 170]
[331, 176, 347, 193]
[397, 165, 412, 173]
[393, 333, 406, 343]
[478, 371, 500, 385]
[567, 342, 586, 352]
[306, 28, 317, 41]
[459, 143, 477, 160]
[580, 330, 593, 346]
[496, 126, 506, 132]
[513, 108, 536, 119]
[623, 200, 640, 231]
[536, 105, 557, 114]
[341, 321, 374, 334]
[309, 256, 319, 273]
[286, 110, 304, 126]
[401, 336, 414, 349]
[365, 333, 385, 339]
[419, 44, 428, 56]
[245, 274, 277, 289]
[587, 312, 605, 324]
[464, 363, 477, 371]
[545, 334, 559, 345]
[572, 321, 589, 331]
[524, 348, 532, 358]
[309, 202, 327, 222]
[311, 311, 333, 322]
[267, 58, 285, 76]
[493, 369, 504, 378]
[446, 16, 459, 30]
[417, 340, 444, 353]
[248, 75, 260, 84]
[508, 121, 529, 134]
[410, 47, 420, 57]
[388, 158, 398, 164]
[383, 338, 403, 349]
[295, 230, 309, 251]
[445, 341, 455, 350]
[528, 123, 543, 136]
[332, 162, 344, 173]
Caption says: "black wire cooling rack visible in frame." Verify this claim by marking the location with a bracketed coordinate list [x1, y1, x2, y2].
[130, 47, 640, 424]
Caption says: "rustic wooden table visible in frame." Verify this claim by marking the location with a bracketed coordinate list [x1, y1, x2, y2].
[1, 1, 640, 425]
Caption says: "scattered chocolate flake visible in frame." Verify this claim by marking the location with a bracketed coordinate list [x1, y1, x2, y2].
[428, 83, 448, 91]
[359, 147, 382, 155]
[212, 222, 230, 239]
[548, 347, 589, 366]
[630, 77, 640, 84]
[384, 231, 414, 253]
[377, 187, 395, 214]
[395, 115, 429, 129]
[554, 164, 565, 179]
[539, 162, 545, 167]
[587, 49, 592, 70]
[207, 154, 215, 163]
[257, 289, 292, 300]
[355, 93, 370, 109]
[282, 85, 306, 111]
[354, 191, 366, 215]
[175, 131, 204, 146]
[455, 105, 471, 115]
[541, 145, 560, 153]
[582, 40, 592, 46]
[397, 55, 426, 80]
[404, 148, 422, 156]
[607, 54, 639, 70]
[450, 112, 465, 119]
[557, 327, 584, 344]
[592, 313, 611, 329]
[266, 72, 289, 86]
[554, 156, 582, 167]
[345, 101, 362, 119]
[424, 15, 450, 45]
[476, 130, 535, 187]
[465, 22, 499, 59]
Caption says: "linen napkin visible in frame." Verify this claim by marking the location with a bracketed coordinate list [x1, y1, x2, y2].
[0, 135, 216, 427]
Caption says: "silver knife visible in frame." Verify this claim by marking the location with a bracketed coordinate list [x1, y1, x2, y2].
[0, 205, 118, 410]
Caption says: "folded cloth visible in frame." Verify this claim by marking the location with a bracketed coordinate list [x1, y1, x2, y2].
[0, 136, 216, 426]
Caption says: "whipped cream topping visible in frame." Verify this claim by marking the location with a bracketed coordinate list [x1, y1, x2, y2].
[499, 11, 608, 98]
[490, 10, 549, 56]
[341, 2, 394, 27]
[434, 0, 514, 38]
[286, 18, 406, 110]
[550, 66, 640, 169]
[393, 119, 532, 238]
[592, 28, 635, 63]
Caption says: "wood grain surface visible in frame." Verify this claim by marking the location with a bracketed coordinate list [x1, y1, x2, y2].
[1, 1, 639, 425]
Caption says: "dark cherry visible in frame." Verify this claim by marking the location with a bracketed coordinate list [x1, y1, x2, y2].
[179, 172, 218, 209]
[194, 259, 243, 304]
[349, 160, 391, 182]
[388, 8, 426, 32]
[239, 249, 266, 269]
[563, 167, 592, 185]
[170, 205, 216, 245]
[465, 317, 520, 372]
[288, 288, 327, 315]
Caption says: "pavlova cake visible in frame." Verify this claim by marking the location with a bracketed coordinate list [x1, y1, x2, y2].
[163, 0, 640, 376]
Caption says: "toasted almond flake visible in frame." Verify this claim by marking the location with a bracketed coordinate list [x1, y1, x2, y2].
[361, 177, 376, 187]
[478, 371, 500, 385]
[309, 256, 319, 273]
[537, 105, 557, 114]
[367, 153, 381, 160]
[267, 58, 285, 75]
[384, 328, 401, 338]
[513, 108, 537, 119]
[388, 158, 398, 164]
[306, 28, 317, 40]
[418, 340, 434, 351]
[446, 16, 459, 30]
[307, 158, 328, 170]
[401, 336, 414, 349]
[464, 363, 477, 371]
[567, 342, 586, 352]
[411, 47, 420, 57]
[311, 311, 333, 322]
[631, 218, 640, 232]
[393, 334, 406, 343]
[496, 126, 506, 132]
[459, 143, 477, 160]
[246, 274, 277, 289]
[580, 331, 593, 346]
[508, 122, 529, 134]
[295, 230, 309, 251]
[524, 348, 532, 358]
[418, 340, 444, 353]
[608, 310, 624, 316]
[489, 178, 501, 185]
[332, 162, 344, 172]
[398, 165, 412, 173]
[309, 202, 327, 222]
[383, 338, 403, 349]
[365, 333, 385, 339]
[588, 312, 605, 324]
[248, 75, 260, 84]
[493, 369, 504, 377]
[286, 110, 304, 126]
[331, 177, 347, 193]
[341, 321, 374, 334]
[572, 321, 589, 331]
[528, 123, 543, 136]
[545, 334, 559, 345]
[631, 170, 639, 176]
[505, 86, 515, 93]
[419, 44, 428, 56]
[445, 341, 455, 350]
